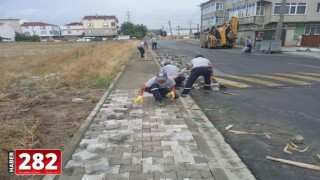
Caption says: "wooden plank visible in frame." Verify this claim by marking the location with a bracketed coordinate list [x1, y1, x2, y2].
[266, 156, 320, 171]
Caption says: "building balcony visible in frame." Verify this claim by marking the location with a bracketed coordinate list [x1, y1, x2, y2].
[238, 16, 265, 25]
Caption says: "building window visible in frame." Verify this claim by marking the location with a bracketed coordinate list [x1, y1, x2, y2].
[228, 3, 257, 18]
[25, 32, 30, 35]
[305, 25, 320, 35]
[67, 26, 71, 28]
[67, 31, 72, 34]
[111, 22, 116, 27]
[103, 22, 109, 28]
[41, 31, 47, 35]
[317, 3, 320, 12]
[87, 23, 93, 27]
[203, 2, 224, 15]
[274, 3, 306, 15]
[256, 1, 264, 16]
[40, 26, 46, 30]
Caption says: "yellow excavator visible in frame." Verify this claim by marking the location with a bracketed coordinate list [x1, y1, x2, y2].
[201, 17, 239, 48]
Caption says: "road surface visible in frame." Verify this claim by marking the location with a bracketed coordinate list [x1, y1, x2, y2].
[156, 40, 320, 180]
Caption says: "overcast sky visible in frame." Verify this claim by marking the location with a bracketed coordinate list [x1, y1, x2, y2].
[0, 0, 207, 30]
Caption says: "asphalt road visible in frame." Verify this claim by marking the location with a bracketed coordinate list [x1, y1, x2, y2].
[156, 40, 320, 180]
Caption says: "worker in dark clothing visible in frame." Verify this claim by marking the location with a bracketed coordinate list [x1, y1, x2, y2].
[137, 40, 148, 60]
[181, 55, 216, 97]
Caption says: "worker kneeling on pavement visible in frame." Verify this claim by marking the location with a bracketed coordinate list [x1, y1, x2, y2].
[160, 62, 185, 88]
[134, 72, 179, 106]
[181, 55, 217, 96]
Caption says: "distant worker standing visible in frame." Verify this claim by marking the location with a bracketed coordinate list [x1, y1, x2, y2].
[160, 62, 185, 88]
[181, 55, 216, 97]
[134, 72, 179, 107]
[244, 36, 252, 53]
[137, 40, 148, 60]
[151, 37, 158, 50]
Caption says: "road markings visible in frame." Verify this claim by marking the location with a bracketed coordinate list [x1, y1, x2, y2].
[217, 78, 251, 88]
[298, 72, 320, 77]
[250, 74, 312, 86]
[274, 73, 320, 82]
[223, 75, 283, 87]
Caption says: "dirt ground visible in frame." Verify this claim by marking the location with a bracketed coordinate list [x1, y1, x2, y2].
[0, 85, 105, 180]
[0, 41, 136, 179]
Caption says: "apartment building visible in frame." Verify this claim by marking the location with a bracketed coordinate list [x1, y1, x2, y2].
[200, 0, 228, 31]
[21, 22, 60, 41]
[0, 23, 15, 41]
[82, 15, 118, 38]
[201, 0, 320, 46]
[0, 19, 29, 33]
[60, 22, 84, 41]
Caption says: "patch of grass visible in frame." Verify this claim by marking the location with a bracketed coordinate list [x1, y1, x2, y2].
[91, 77, 110, 87]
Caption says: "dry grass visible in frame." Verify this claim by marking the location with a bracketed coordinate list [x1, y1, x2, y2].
[0, 40, 137, 178]
[0, 41, 137, 88]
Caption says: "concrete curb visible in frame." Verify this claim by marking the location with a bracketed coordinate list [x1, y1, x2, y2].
[43, 62, 128, 180]
[149, 49, 256, 180]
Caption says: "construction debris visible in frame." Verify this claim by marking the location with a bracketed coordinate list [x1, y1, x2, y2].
[283, 142, 309, 154]
[288, 141, 298, 148]
[289, 135, 304, 144]
[225, 125, 234, 130]
[283, 144, 292, 154]
[265, 134, 271, 139]
[288, 145, 309, 153]
[317, 154, 320, 160]
[266, 156, 320, 171]
[228, 130, 268, 135]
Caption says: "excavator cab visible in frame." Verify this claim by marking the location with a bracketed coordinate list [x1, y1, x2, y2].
[201, 17, 238, 48]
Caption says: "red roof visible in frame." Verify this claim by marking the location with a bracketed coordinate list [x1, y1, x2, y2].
[21, 22, 57, 26]
[65, 22, 83, 26]
[83, 15, 117, 21]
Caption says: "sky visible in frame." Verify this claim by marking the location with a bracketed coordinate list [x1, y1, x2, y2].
[0, 0, 207, 31]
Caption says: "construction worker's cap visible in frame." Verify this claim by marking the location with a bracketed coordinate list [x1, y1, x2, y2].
[156, 72, 167, 81]
[195, 55, 204, 58]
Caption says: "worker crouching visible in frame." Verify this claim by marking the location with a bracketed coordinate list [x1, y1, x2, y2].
[160, 62, 185, 88]
[134, 72, 179, 107]
[181, 55, 216, 97]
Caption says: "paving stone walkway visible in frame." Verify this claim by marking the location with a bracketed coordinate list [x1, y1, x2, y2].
[54, 50, 256, 180]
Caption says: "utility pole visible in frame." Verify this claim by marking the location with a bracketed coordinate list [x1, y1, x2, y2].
[189, 21, 192, 35]
[177, 26, 180, 39]
[127, 11, 131, 23]
[200, 4, 203, 47]
[197, 24, 199, 33]
[162, 25, 164, 36]
[168, 21, 173, 39]
[275, 0, 287, 40]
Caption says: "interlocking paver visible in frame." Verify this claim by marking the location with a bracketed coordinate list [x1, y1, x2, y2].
[120, 164, 142, 173]
[143, 164, 164, 173]
[143, 151, 163, 158]
[57, 51, 256, 180]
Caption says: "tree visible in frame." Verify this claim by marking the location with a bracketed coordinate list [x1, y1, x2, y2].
[15, 32, 40, 42]
[119, 22, 148, 39]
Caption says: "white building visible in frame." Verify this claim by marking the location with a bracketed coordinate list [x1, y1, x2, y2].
[60, 22, 84, 41]
[0, 19, 29, 33]
[21, 22, 60, 40]
[0, 23, 15, 41]
[167, 28, 199, 36]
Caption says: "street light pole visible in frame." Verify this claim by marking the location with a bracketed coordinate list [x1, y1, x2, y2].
[275, 0, 287, 40]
